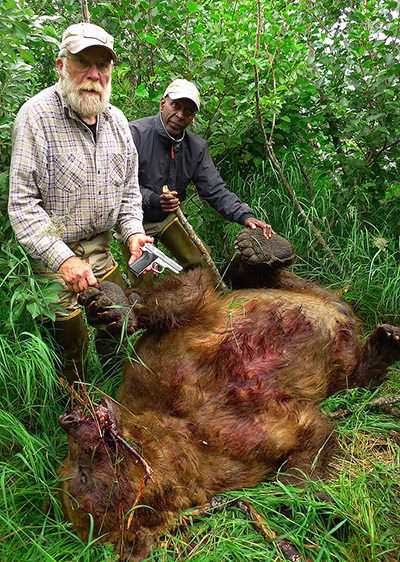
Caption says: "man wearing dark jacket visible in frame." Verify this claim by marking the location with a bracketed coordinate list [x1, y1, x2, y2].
[127, 78, 274, 271]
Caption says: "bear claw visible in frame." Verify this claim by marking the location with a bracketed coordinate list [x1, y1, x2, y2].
[78, 284, 138, 336]
[379, 324, 400, 342]
[235, 228, 295, 268]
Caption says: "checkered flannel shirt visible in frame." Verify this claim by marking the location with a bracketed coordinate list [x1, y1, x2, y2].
[8, 84, 144, 271]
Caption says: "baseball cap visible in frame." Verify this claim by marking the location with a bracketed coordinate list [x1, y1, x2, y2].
[60, 23, 117, 62]
[163, 79, 200, 111]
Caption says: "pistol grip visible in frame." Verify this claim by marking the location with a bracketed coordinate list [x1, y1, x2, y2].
[128, 252, 155, 277]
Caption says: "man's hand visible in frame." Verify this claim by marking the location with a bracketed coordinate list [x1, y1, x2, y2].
[59, 256, 98, 293]
[160, 190, 180, 213]
[244, 218, 275, 239]
[127, 233, 154, 266]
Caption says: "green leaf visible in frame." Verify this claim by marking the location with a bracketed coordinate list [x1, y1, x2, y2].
[138, 32, 157, 46]
[26, 301, 40, 319]
[135, 83, 149, 98]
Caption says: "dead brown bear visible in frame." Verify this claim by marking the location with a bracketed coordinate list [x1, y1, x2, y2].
[56, 228, 400, 561]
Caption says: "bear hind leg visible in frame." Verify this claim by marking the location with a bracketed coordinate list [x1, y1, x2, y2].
[278, 416, 336, 488]
[351, 324, 400, 389]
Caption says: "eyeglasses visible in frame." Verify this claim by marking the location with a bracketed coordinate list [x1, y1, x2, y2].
[64, 55, 112, 74]
[169, 100, 196, 119]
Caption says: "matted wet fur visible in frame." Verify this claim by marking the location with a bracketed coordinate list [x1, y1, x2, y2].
[56, 229, 400, 561]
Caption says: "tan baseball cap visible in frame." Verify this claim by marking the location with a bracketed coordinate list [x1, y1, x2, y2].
[163, 79, 200, 110]
[60, 23, 117, 62]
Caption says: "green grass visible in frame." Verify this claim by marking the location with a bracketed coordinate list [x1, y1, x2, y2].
[1, 166, 400, 561]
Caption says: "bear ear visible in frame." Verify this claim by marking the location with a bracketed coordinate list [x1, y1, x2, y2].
[114, 529, 154, 562]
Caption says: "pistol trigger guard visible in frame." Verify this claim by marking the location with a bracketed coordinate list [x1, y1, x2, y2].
[152, 262, 164, 274]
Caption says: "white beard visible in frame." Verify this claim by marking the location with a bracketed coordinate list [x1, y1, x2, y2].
[58, 67, 112, 118]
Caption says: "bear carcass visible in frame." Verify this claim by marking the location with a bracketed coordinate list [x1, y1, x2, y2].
[56, 229, 400, 561]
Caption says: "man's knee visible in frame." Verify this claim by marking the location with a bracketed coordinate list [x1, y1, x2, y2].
[158, 217, 207, 270]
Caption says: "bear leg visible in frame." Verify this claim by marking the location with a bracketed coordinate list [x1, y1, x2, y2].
[224, 228, 295, 289]
[351, 324, 400, 389]
[78, 281, 139, 335]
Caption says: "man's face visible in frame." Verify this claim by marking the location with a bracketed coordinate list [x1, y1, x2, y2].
[160, 96, 197, 137]
[56, 46, 112, 120]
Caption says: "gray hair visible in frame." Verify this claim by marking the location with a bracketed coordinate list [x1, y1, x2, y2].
[58, 47, 68, 59]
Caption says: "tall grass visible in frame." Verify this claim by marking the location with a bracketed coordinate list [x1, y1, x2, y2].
[1, 164, 399, 561]
[191, 163, 400, 327]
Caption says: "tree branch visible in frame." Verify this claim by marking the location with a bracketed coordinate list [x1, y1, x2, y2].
[80, 0, 90, 23]
[162, 186, 227, 291]
[324, 395, 400, 420]
[253, 0, 342, 273]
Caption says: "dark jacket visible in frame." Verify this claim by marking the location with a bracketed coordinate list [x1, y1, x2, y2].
[129, 114, 254, 224]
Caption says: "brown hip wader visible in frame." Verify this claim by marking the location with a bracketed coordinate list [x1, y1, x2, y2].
[45, 309, 89, 385]
[38, 232, 127, 382]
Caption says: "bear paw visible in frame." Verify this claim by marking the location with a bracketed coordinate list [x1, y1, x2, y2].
[78, 283, 139, 336]
[235, 228, 295, 268]
[376, 324, 400, 346]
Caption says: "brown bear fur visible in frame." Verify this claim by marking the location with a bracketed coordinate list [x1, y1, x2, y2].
[56, 231, 400, 561]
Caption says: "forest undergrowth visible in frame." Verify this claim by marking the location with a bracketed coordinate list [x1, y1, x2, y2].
[1, 168, 399, 562]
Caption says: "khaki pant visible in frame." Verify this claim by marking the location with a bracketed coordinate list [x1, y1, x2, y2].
[33, 231, 122, 319]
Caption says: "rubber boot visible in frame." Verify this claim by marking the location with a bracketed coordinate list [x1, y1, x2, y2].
[99, 263, 126, 289]
[46, 310, 89, 385]
[158, 217, 207, 270]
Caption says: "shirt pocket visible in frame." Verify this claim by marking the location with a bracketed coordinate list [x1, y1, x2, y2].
[108, 153, 125, 188]
[55, 153, 86, 192]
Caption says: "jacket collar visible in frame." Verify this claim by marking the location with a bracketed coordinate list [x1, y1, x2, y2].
[155, 112, 186, 145]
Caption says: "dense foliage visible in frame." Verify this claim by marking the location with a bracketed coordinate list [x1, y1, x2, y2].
[2, 0, 400, 232]
[1, 0, 400, 315]
[1, 1, 400, 561]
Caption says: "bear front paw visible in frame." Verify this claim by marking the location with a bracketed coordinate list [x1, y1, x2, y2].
[78, 285, 138, 336]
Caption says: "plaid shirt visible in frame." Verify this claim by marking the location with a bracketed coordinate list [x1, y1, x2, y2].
[8, 84, 144, 271]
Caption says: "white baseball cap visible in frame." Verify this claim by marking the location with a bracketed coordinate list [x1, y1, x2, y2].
[163, 79, 200, 111]
[60, 23, 117, 62]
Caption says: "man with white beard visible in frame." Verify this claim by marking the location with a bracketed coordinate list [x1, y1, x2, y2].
[8, 23, 152, 382]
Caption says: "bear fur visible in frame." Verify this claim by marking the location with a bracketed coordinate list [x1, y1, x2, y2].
[56, 229, 400, 561]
